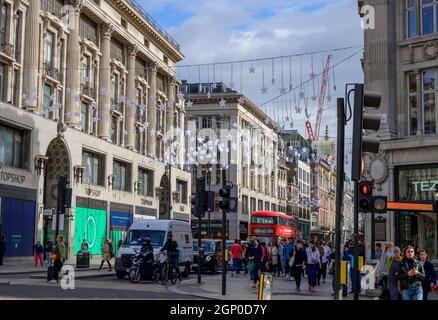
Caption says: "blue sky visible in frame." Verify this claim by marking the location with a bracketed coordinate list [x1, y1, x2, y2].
[136, 0, 363, 163]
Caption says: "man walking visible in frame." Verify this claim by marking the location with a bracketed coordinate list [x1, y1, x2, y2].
[0, 236, 5, 266]
[292, 240, 307, 292]
[282, 238, 294, 279]
[231, 239, 243, 276]
[321, 241, 332, 283]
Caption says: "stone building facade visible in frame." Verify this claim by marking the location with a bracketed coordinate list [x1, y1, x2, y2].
[360, 0, 438, 261]
[0, 0, 190, 259]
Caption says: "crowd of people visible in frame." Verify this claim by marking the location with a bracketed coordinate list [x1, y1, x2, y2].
[375, 241, 437, 300]
[230, 237, 334, 292]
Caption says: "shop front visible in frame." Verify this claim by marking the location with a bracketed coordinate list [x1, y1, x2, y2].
[0, 184, 37, 257]
[110, 203, 133, 254]
[396, 165, 438, 259]
[192, 220, 229, 240]
[74, 198, 107, 256]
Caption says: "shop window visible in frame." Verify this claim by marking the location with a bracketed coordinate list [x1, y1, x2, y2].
[82, 150, 104, 186]
[113, 160, 131, 192]
[43, 84, 53, 118]
[0, 123, 24, 169]
[138, 167, 153, 197]
[176, 180, 187, 203]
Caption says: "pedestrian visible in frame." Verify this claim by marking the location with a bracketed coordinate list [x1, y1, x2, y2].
[375, 242, 383, 260]
[231, 239, 243, 277]
[97, 239, 112, 271]
[0, 236, 5, 266]
[342, 241, 354, 297]
[32, 240, 43, 267]
[261, 242, 268, 272]
[320, 240, 331, 284]
[283, 238, 294, 279]
[248, 239, 262, 288]
[305, 241, 320, 292]
[376, 241, 394, 291]
[267, 240, 279, 276]
[292, 240, 307, 292]
[419, 249, 436, 300]
[81, 239, 89, 253]
[387, 246, 403, 300]
[398, 245, 425, 300]
[278, 239, 285, 276]
[56, 235, 66, 263]
[246, 239, 255, 277]
[44, 240, 53, 267]
[316, 240, 324, 285]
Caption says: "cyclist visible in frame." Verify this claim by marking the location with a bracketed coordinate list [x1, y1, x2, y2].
[161, 231, 182, 281]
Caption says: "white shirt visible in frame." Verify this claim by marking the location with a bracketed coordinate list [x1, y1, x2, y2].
[306, 247, 320, 265]
[322, 245, 331, 263]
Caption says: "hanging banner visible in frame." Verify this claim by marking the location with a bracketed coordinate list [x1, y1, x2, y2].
[74, 207, 107, 255]
[110, 211, 133, 231]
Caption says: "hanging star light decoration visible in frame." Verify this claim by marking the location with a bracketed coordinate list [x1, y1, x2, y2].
[207, 91, 212, 99]
[279, 87, 287, 95]
[261, 87, 268, 94]
[232, 121, 238, 128]
[238, 96, 244, 105]
[186, 100, 193, 108]
[249, 65, 256, 73]
[158, 103, 167, 111]
[219, 98, 226, 108]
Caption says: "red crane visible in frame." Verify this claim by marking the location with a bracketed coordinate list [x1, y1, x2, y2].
[305, 55, 332, 141]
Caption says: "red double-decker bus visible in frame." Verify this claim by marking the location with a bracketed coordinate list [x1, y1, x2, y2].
[248, 211, 300, 243]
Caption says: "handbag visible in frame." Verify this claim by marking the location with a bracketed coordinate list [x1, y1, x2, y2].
[289, 254, 295, 267]
[247, 260, 255, 272]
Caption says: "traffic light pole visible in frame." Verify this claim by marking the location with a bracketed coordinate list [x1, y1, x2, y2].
[334, 98, 345, 300]
[198, 214, 202, 284]
[222, 168, 227, 296]
[353, 180, 359, 301]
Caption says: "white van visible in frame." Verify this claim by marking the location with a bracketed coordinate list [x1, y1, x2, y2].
[115, 220, 193, 279]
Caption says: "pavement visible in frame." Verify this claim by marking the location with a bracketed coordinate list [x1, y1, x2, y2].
[168, 272, 375, 300]
[0, 257, 115, 279]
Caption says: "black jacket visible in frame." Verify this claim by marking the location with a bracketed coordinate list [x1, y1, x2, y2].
[0, 240, 5, 254]
[292, 247, 307, 266]
[397, 258, 426, 290]
[161, 239, 179, 260]
[249, 245, 263, 265]
[422, 260, 437, 291]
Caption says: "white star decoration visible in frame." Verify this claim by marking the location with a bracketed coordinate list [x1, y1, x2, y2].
[219, 98, 226, 108]
[238, 96, 244, 104]
[261, 87, 268, 94]
[249, 65, 256, 73]
[186, 100, 193, 108]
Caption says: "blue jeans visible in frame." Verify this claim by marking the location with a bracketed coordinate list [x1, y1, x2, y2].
[307, 264, 318, 286]
[232, 258, 241, 273]
[402, 285, 423, 301]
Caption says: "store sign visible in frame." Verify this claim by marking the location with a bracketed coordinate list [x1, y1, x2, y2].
[141, 199, 153, 206]
[86, 188, 101, 197]
[110, 211, 133, 231]
[411, 181, 438, 192]
[0, 170, 26, 184]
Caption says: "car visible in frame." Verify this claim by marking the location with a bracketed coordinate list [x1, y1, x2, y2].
[115, 220, 193, 280]
[192, 239, 223, 274]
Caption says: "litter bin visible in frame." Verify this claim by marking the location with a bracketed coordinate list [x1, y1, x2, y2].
[76, 251, 90, 269]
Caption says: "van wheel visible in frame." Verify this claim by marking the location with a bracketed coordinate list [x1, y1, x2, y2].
[116, 271, 126, 279]
[182, 262, 190, 278]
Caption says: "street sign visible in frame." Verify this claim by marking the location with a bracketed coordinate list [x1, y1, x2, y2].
[43, 208, 54, 216]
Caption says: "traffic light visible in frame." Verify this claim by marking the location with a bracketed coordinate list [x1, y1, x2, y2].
[193, 177, 206, 218]
[219, 185, 237, 212]
[358, 180, 387, 213]
[206, 191, 215, 212]
[351, 84, 382, 181]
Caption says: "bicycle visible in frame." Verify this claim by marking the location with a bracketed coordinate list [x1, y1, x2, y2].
[160, 250, 180, 285]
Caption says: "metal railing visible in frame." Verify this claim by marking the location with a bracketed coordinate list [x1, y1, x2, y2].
[0, 42, 14, 57]
[126, 0, 180, 51]
[43, 63, 61, 81]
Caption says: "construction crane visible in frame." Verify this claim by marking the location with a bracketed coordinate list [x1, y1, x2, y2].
[305, 54, 332, 141]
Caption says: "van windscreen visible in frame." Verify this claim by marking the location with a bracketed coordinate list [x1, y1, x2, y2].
[124, 230, 166, 247]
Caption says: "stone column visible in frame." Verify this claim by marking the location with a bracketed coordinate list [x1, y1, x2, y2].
[22, 0, 40, 111]
[97, 23, 114, 140]
[147, 62, 158, 157]
[166, 77, 176, 133]
[125, 45, 139, 150]
[64, 1, 82, 127]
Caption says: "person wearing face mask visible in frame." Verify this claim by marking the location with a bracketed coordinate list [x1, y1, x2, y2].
[292, 240, 307, 292]
[387, 246, 403, 300]
[305, 241, 320, 292]
[398, 245, 426, 300]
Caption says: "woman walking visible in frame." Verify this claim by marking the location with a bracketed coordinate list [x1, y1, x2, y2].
[305, 241, 320, 292]
[44, 240, 53, 267]
[32, 241, 43, 267]
[387, 246, 402, 300]
[97, 239, 112, 271]
[248, 239, 262, 288]
[398, 245, 425, 300]
[267, 240, 279, 276]
[419, 250, 436, 300]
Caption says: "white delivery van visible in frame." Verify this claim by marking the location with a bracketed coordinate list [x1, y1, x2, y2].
[115, 220, 193, 279]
